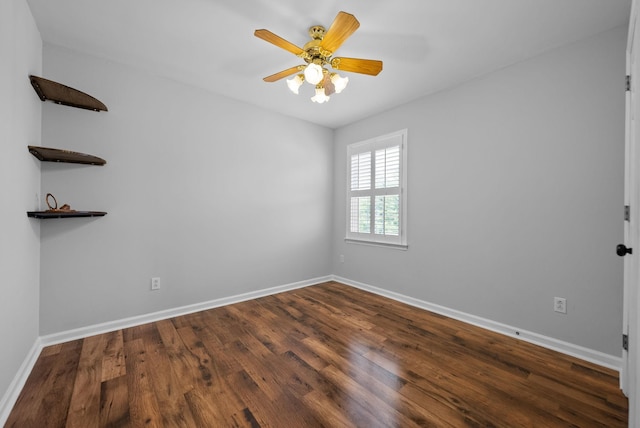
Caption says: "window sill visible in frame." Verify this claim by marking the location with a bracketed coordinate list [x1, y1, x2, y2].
[344, 238, 408, 250]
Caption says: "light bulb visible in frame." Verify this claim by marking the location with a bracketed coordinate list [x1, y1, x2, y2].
[310, 87, 330, 104]
[286, 74, 304, 94]
[330, 73, 349, 93]
[304, 63, 324, 85]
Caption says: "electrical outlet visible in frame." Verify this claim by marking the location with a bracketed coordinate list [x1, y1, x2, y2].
[339, 254, 345, 263]
[151, 277, 161, 290]
[554, 297, 567, 314]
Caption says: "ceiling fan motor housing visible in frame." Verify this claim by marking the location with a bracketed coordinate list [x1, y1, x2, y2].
[302, 26, 332, 65]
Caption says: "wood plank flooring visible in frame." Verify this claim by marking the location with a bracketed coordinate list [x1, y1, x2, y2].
[6, 281, 628, 427]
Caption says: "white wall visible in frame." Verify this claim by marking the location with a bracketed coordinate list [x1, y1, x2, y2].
[333, 26, 627, 356]
[38, 45, 334, 334]
[0, 0, 42, 415]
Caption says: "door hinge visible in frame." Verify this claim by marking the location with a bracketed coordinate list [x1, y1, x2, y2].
[623, 334, 629, 351]
[625, 205, 631, 222]
[627, 75, 632, 92]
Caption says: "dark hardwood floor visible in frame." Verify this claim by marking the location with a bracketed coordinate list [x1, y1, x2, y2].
[6, 281, 628, 427]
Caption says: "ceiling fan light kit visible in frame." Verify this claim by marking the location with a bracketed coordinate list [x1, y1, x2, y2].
[330, 73, 349, 93]
[303, 63, 324, 85]
[286, 74, 305, 94]
[255, 11, 383, 103]
[311, 86, 331, 104]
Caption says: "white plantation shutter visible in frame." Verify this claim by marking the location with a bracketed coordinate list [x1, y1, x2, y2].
[375, 145, 400, 189]
[350, 196, 371, 233]
[346, 129, 407, 247]
[351, 152, 371, 191]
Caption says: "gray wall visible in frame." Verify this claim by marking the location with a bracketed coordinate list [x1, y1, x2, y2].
[0, 0, 41, 412]
[38, 45, 334, 334]
[333, 26, 627, 356]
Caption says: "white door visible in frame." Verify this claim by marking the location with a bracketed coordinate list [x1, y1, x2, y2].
[624, 3, 640, 426]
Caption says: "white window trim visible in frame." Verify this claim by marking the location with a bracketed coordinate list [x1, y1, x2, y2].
[345, 129, 408, 249]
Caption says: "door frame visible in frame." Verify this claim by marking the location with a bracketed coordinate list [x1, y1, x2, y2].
[625, 2, 640, 425]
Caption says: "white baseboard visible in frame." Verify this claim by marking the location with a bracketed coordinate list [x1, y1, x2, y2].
[332, 275, 622, 371]
[40, 275, 332, 347]
[0, 337, 43, 427]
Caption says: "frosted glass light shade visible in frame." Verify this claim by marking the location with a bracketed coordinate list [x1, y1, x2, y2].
[330, 73, 349, 93]
[286, 74, 304, 94]
[311, 87, 330, 103]
[304, 63, 324, 85]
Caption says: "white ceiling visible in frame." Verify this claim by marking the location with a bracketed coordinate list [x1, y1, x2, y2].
[26, 0, 631, 129]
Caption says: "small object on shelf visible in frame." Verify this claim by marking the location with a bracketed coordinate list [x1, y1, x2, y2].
[29, 75, 108, 112]
[27, 211, 107, 219]
[45, 193, 75, 213]
[28, 146, 106, 166]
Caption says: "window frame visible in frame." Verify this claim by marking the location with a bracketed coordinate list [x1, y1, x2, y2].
[345, 129, 408, 249]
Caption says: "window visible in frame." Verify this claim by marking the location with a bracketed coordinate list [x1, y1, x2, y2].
[346, 129, 407, 248]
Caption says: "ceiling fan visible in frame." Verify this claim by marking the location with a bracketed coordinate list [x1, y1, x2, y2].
[254, 11, 383, 103]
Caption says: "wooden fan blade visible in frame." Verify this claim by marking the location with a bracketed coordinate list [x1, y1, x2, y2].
[254, 29, 305, 56]
[263, 65, 305, 82]
[331, 57, 383, 76]
[320, 11, 360, 54]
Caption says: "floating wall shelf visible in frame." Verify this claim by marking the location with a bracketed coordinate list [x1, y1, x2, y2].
[29, 75, 108, 112]
[27, 211, 107, 219]
[28, 146, 106, 166]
